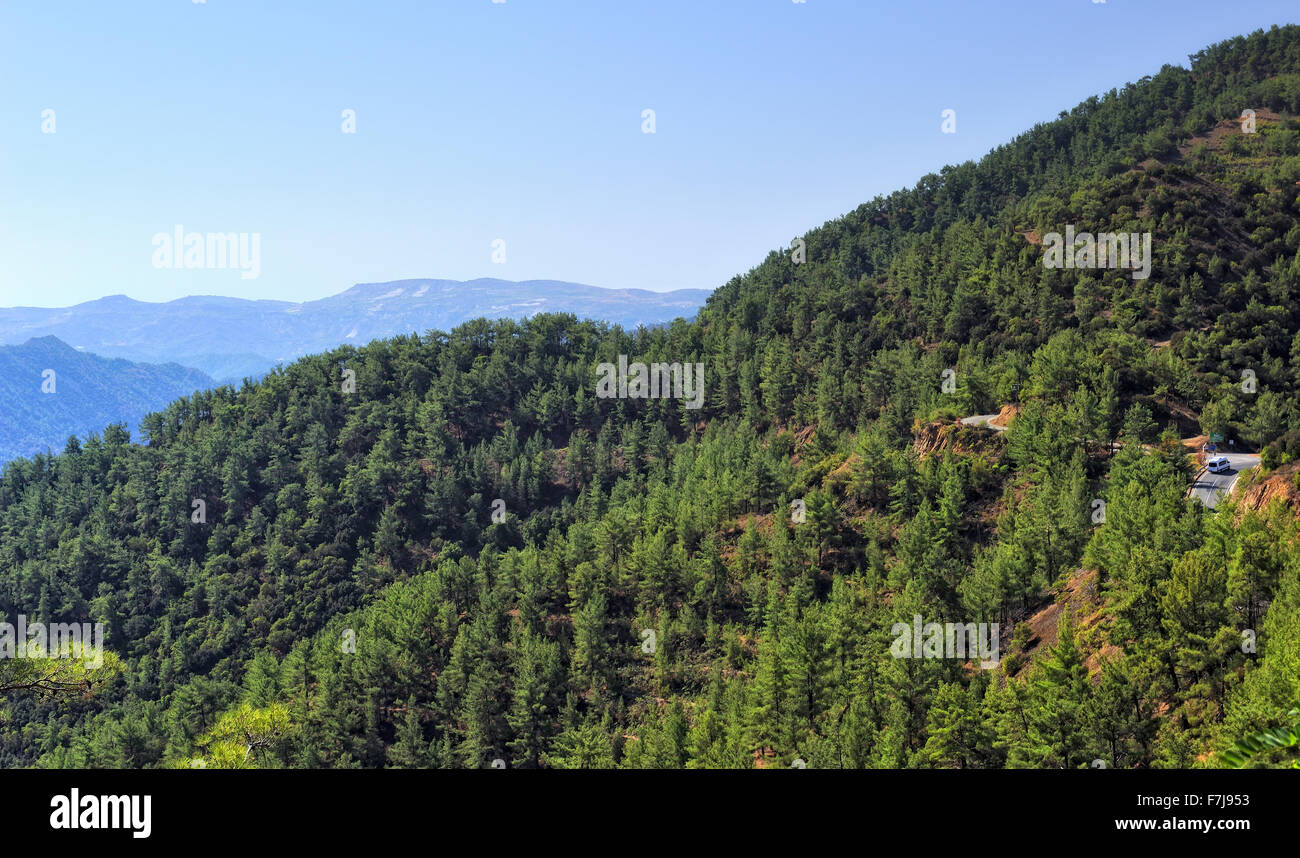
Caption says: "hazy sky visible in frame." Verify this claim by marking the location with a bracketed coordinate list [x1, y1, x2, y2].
[2, 0, 1296, 307]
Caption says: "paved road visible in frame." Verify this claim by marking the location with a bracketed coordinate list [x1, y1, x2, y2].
[960, 414, 1007, 431]
[1190, 452, 1260, 509]
[956, 415, 1256, 508]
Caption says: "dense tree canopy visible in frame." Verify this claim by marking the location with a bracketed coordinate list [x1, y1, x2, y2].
[3, 26, 1300, 769]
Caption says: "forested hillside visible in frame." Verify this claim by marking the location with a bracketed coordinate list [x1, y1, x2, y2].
[0, 337, 214, 465]
[2, 26, 1300, 769]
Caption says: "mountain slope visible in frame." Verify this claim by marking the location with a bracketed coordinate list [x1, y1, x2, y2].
[0, 337, 214, 463]
[2, 27, 1300, 771]
[0, 279, 712, 382]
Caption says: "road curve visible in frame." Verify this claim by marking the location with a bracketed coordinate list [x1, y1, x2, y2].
[960, 414, 1007, 431]
[1189, 452, 1260, 509]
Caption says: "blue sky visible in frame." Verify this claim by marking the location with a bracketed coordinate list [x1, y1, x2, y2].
[2, 0, 1296, 307]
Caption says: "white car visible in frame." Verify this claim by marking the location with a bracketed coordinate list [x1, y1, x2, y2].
[1207, 456, 1231, 474]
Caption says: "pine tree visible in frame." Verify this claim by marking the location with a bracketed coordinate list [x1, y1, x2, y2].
[387, 696, 430, 768]
[1024, 612, 1093, 768]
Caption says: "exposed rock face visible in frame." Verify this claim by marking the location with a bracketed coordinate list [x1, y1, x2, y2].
[1236, 462, 1300, 515]
[988, 404, 1019, 429]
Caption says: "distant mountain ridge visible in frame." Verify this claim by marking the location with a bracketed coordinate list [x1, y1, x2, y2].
[0, 279, 712, 382]
[0, 337, 214, 463]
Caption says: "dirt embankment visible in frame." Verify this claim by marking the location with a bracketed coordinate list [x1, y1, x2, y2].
[1236, 462, 1300, 515]
[988, 404, 1018, 429]
[913, 420, 1004, 458]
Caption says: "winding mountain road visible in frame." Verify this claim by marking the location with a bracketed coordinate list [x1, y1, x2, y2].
[1189, 452, 1260, 509]
[960, 414, 1008, 431]
[959, 409, 1259, 510]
